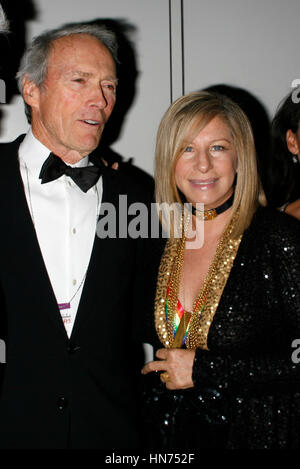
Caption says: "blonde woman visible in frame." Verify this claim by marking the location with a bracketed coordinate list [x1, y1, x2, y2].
[141, 91, 300, 449]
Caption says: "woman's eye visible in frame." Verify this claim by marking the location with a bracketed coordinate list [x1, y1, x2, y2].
[184, 146, 193, 152]
[211, 145, 224, 151]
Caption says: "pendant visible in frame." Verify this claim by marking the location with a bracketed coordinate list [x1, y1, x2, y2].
[58, 302, 71, 310]
[172, 310, 192, 348]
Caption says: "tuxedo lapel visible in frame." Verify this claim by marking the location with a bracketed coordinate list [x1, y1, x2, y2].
[1, 137, 68, 340]
[70, 168, 120, 340]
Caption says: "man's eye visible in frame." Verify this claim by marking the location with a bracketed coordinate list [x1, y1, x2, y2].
[103, 83, 116, 93]
[73, 78, 85, 83]
[105, 83, 116, 93]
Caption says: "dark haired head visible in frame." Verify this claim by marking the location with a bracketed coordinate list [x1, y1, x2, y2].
[268, 91, 300, 207]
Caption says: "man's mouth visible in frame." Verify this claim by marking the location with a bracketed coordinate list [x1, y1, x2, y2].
[81, 119, 101, 126]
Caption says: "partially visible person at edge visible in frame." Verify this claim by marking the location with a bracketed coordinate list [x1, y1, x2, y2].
[0, 3, 9, 33]
[0, 22, 149, 449]
[267, 90, 300, 220]
[140, 91, 300, 449]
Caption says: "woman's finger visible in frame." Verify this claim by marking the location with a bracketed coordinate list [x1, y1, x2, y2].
[141, 359, 167, 375]
[155, 348, 169, 360]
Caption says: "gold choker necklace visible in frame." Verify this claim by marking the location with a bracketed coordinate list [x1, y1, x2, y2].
[188, 193, 234, 221]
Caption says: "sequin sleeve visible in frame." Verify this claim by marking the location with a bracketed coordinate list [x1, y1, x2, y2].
[192, 209, 300, 396]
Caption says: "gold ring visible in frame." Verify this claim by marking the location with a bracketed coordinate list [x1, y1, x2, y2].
[160, 372, 170, 383]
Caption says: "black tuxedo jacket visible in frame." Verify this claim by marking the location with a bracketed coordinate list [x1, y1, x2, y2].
[0, 135, 150, 449]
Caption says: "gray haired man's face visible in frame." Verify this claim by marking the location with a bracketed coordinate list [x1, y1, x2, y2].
[23, 34, 117, 163]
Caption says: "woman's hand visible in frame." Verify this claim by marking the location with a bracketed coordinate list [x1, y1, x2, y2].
[285, 198, 300, 221]
[101, 158, 119, 170]
[141, 348, 195, 390]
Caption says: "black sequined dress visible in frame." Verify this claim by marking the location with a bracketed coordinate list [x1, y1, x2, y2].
[139, 207, 300, 449]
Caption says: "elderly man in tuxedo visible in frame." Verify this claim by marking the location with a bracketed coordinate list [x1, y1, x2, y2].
[0, 22, 147, 449]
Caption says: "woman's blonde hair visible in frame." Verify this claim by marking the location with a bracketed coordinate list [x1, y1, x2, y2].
[154, 91, 266, 238]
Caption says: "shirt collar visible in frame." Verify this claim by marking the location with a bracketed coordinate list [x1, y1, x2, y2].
[18, 128, 89, 179]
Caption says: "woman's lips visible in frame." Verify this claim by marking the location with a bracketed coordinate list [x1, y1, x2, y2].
[189, 178, 218, 190]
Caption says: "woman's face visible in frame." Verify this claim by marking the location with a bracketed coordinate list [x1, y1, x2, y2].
[174, 116, 237, 209]
[286, 124, 300, 162]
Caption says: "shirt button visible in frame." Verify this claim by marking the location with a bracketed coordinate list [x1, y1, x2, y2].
[57, 397, 68, 411]
[67, 344, 80, 354]
[72, 228, 76, 234]
[73, 279, 77, 286]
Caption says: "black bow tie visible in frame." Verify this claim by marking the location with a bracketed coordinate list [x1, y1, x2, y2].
[39, 152, 103, 193]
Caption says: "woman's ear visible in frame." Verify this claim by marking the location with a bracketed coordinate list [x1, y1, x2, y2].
[286, 129, 299, 156]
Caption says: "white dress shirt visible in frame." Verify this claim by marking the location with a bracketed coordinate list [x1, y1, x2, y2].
[19, 129, 102, 337]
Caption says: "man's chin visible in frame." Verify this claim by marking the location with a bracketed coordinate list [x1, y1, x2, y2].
[78, 136, 102, 156]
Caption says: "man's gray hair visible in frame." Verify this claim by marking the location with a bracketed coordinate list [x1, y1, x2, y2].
[16, 22, 119, 123]
[0, 4, 9, 33]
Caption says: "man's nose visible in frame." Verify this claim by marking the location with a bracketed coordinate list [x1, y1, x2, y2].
[88, 85, 108, 109]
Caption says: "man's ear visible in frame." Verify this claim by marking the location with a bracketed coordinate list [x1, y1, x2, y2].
[22, 76, 40, 109]
[286, 129, 299, 156]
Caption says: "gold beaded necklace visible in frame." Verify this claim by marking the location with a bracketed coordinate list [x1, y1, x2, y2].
[154, 211, 242, 350]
